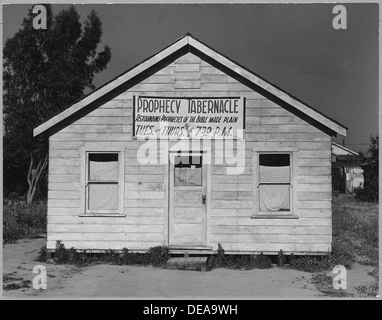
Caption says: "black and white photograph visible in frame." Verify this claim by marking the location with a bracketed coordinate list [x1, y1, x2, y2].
[1, 1, 380, 302]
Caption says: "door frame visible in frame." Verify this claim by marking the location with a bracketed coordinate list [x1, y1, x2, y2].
[166, 144, 211, 248]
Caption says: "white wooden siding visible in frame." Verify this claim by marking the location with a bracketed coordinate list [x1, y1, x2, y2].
[47, 52, 332, 254]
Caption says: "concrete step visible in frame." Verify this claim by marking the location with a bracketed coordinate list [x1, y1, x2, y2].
[167, 256, 208, 272]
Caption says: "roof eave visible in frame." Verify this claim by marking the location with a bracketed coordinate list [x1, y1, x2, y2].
[34, 34, 347, 138]
[33, 35, 190, 137]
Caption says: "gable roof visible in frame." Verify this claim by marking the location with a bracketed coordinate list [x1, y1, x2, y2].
[34, 33, 347, 137]
[332, 142, 359, 157]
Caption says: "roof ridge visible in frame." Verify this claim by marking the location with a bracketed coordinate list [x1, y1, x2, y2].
[34, 34, 348, 137]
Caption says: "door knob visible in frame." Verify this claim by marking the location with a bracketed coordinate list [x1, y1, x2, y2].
[202, 195, 206, 204]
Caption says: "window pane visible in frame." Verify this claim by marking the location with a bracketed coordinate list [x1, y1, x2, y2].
[88, 184, 118, 210]
[174, 154, 202, 186]
[259, 184, 290, 211]
[89, 153, 118, 181]
[259, 154, 290, 183]
[174, 155, 202, 168]
[175, 167, 202, 186]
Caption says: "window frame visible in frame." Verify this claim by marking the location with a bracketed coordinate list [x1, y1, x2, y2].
[252, 149, 298, 219]
[174, 153, 203, 187]
[80, 147, 125, 216]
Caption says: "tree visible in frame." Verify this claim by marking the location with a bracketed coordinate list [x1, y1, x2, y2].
[3, 4, 111, 203]
[355, 135, 379, 202]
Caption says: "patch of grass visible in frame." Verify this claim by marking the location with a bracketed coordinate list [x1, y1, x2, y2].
[332, 194, 378, 268]
[354, 282, 379, 297]
[3, 274, 23, 282]
[3, 279, 32, 291]
[305, 195, 379, 297]
[367, 268, 379, 281]
[277, 250, 286, 267]
[207, 243, 226, 270]
[54, 240, 68, 264]
[35, 246, 47, 262]
[148, 245, 170, 267]
[354, 267, 380, 297]
[289, 255, 331, 273]
[50, 241, 168, 267]
[120, 248, 151, 266]
[206, 244, 272, 271]
[331, 241, 354, 269]
[311, 273, 353, 297]
[3, 199, 47, 244]
[288, 251, 353, 273]
[251, 253, 273, 269]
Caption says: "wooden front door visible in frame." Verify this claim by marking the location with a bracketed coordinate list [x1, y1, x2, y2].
[169, 152, 207, 247]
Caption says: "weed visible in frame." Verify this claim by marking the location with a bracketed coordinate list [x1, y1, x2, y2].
[367, 268, 379, 281]
[277, 250, 286, 267]
[331, 241, 353, 269]
[289, 253, 295, 265]
[311, 273, 353, 297]
[100, 250, 120, 264]
[67, 247, 81, 264]
[290, 255, 324, 273]
[148, 245, 170, 267]
[3, 280, 32, 291]
[35, 246, 47, 262]
[54, 240, 68, 264]
[3, 274, 23, 282]
[3, 200, 47, 244]
[353, 268, 380, 297]
[50, 241, 169, 267]
[207, 244, 272, 270]
[332, 194, 378, 268]
[253, 253, 272, 269]
[120, 248, 150, 266]
[355, 282, 379, 297]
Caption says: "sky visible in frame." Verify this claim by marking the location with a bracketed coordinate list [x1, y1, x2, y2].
[3, 3, 379, 153]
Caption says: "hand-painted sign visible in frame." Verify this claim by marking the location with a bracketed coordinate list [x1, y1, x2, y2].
[133, 96, 245, 139]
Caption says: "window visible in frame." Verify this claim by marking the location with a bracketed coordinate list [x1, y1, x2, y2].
[253, 151, 297, 217]
[174, 154, 202, 187]
[82, 150, 124, 215]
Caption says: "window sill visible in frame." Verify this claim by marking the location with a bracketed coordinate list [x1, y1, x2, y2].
[250, 214, 299, 219]
[79, 214, 126, 218]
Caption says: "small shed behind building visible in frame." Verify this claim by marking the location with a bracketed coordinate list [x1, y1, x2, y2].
[331, 142, 363, 194]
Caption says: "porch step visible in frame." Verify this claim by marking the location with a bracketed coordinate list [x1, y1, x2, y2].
[167, 256, 208, 272]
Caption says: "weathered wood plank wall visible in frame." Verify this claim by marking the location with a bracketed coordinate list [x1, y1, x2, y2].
[47, 52, 332, 253]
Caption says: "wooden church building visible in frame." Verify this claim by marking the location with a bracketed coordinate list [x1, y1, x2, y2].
[34, 34, 347, 255]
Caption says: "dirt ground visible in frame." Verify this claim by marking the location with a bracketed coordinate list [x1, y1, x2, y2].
[2, 238, 376, 299]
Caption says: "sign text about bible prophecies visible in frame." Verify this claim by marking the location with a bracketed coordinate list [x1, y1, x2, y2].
[134, 96, 245, 139]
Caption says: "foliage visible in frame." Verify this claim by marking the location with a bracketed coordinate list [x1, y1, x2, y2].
[120, 248, 150, 266]
[3, 4, 111, 199]
[3, 279, 32, 291]
[50, 241, 168, 267]
[288, 245, 354, 273]
[35, 246, 48, 262]
[289, 254, 333, 273]
[148, 245, 171, 267]
[3, 200, 47, 244]
[251, 253, 272, 269]
[54, 240, 68, 264]
[355, 135, 378, 202]
[355, 268, 379, 297]
[207, 243, 226, 270]
[295, 194, 378, 297]
[332, 194, 378, 267]
[354, 282, 379, 297]
[311, 273, 353, 297]
[277, 249, 286, 267]
[207, 244, 272, 270]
